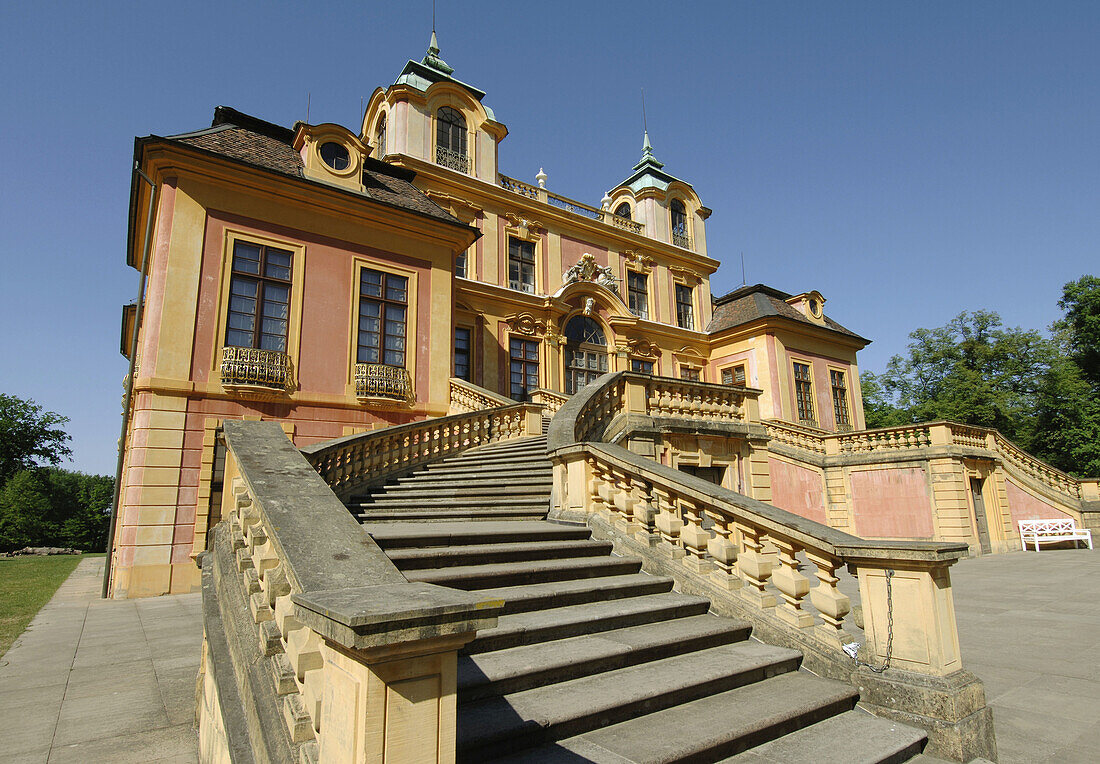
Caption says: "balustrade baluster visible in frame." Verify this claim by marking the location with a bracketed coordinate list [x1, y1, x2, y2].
[652, 485, 685, 556]
[610, 468, 636, 530]
[630, 476, 657, 541]
[587, 457, 610, 518]
[770, 537, 813, 628]
[704, 510, 740, 589]
[679, 498, 714, 572]
[805, 550, 852, 645]
[735, 521, 775, 609]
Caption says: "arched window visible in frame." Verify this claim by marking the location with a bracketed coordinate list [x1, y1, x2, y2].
[614, 202, 632, 220]
[375, 113, 386, 158]
[436, 107, 468, 171]
[563, 316, 608, 394]
[670, 199, 690, 247]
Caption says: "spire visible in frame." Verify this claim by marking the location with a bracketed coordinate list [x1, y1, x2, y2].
[634, 130, 664, 171]
[422, 30, 454, 75]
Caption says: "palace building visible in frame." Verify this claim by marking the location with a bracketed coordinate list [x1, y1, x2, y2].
[113, 34, 1091, 599]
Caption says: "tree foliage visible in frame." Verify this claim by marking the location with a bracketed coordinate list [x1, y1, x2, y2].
[0, 393, 72, 485]
[867, 278, 1100, 478]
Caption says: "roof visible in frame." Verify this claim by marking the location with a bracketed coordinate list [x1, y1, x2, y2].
[707, 283, 869, 343]
[615, 132, 694, 194]
[154, 106, 464, 226]
[392, 33, 497, 122]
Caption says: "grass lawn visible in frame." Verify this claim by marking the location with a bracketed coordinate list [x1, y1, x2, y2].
[0, 554, 103, 657]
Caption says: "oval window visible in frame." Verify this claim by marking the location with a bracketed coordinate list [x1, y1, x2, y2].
[320, 142, 350, 171]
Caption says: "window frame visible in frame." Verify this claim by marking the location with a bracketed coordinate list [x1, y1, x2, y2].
[508, 336, 540, 401]
[792, 360, 817, 427]
[375, 112, 387, 158]
[830, 368, 852, 430]
[627, 270, 649, 319]
[214, 230, 305, 384]
[454, 326, 472, 382]
[631, 358, 655, 374]
[679, 364, 701, 382]
[355, 267, 409, 369]
[507, 236, 537, 294]
[721, 364, 747, 386]
[346, 259, 418, 398]
[675, 283, 695, 330]
[223, 240, 294, 353]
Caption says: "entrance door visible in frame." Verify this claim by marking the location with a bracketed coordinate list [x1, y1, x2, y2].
[564, 316, 608, 394]
[969, 478, 992, 554]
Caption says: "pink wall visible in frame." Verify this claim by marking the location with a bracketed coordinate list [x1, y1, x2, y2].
[850, 468, 935, 538]
[1005, 479, 1069, 526]
[560, 236, 608, 270]
[765, 335, 783, 418]
[769, 459, 826, 524]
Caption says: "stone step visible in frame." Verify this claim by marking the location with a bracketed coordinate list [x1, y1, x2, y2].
[458, 613, 752, 702]
[387, 538, 614, 570]
[456, 641, 806, 760]
[393, 469, 553, 485]
[365, 482, 552, 500]
[359, 495, 549, 509]
[365, 520, 592, 550]
[483, 671, 861, 764]
[455, 439, 547, 455]
[426, 453, 551, 470]
[465, 592, 711, 654]
[716, 708, 928, 763]
[358, 507, 547, 523]
[404, 554, 642, 590]
[474, 573, 677, 616]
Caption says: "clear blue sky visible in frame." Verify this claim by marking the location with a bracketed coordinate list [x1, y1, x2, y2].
[2, 2, 1097, 475]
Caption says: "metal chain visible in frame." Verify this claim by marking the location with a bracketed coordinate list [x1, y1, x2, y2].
[849, 568, 895, 673]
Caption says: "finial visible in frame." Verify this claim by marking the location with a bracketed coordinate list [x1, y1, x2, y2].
[422, 28, 454, 75]
[536, 168, 547, 189]
[600, 191, 612, 211]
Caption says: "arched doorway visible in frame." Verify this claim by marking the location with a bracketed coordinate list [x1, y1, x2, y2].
[564, 315, 608, 394]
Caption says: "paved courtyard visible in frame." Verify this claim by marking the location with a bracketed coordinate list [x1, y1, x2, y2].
[0, 557, 202, 763]
[0, 547, 1097, 762]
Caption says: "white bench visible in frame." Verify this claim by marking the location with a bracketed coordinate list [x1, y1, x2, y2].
[1019, 519, 1093, 551]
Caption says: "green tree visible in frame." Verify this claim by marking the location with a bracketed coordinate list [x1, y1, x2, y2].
[859, 371, 910, 429]
[873, 311, 1056, 445]
[0, 393, 72, 485]
[0, 470, 56, 551]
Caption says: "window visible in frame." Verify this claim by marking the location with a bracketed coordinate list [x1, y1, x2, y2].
[225, 241, 292, 353]
[793, 362, 816, 426]
[626, 271, 648, 319]
[509, 337, 539, 400]
[631, 358, 654, 374]
[680, 366, 701, 382]
[831, 369, 851, 430]
[508, 237, 536, 293]
[357, 268, 408, 368]
[454, 327, 471, 381]
[436, 106, 468, 171]
[319, 142, 350, 171]
[670, 199, 689, 247]
[722, 365, 747, 386]
[564, 316, 608, 394]
[614, 202, 632, 219]
[456, 250, 468, 279]
[375, 113, 387, 158]
[675, 284, 694, 329]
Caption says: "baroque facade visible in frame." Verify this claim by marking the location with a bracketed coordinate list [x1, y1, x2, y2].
[113, 35, 1094, 598]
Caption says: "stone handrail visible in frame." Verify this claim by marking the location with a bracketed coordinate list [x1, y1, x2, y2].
[762, 419, 828, 454]
[301, 402, 543, 501]
[990, 428, 1082, 499]
[199, 421, 501, 762]
[836, 423, 933, 453]
[448, 376, 514, 414]
[528, 387, 569, 416]
[497, 173, 539, 199]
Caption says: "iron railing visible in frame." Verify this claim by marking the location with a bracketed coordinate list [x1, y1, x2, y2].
[355, 363, 414, 402]
[220, 346, 294, 392]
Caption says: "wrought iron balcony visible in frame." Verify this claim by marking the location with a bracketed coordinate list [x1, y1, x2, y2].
[355, 363, 414, 403]
[220, 346, 294, 394]
[436, 146, 469, 173]
[672, 231, 693, 250]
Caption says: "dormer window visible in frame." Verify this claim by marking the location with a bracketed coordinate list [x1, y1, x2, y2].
[375, 113, 387, 158]
[436, 107, 468, 172]
[615, 202, 632, 220]
[319, 142, 350, 171]
[670, 199, 691, 248]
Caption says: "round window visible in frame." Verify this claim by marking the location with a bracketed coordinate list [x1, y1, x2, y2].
[319, 142, 350, 171]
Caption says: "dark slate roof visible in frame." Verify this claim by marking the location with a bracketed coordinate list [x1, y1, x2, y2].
[707, 284, 869, 343]
[158, 106, 463, 226]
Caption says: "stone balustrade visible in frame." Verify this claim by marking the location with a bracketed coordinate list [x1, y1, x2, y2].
[645, 376, 748, 422]
[198, 421, 502, 763]
[528, 387, 569, 416]
[763, 419, 828, 454]
[836, 423, 933, 453]
[447, 376, 514, 414]
[302, 400, 543, 501]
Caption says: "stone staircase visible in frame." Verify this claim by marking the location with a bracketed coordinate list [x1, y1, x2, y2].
[349, 435, 931, 763]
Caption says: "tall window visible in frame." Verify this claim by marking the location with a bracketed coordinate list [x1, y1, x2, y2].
[357, 268, 408, 368]
[564, 316, 608, 394]
[670, 199, 688, 246]
[375, 113, 386, 158]
[722, 365, 746, 386]
[793, 362, 816, 425]
[627, 271, 648, 319]
[831, 369, 851, 430]
[436, 107, 467, 171]
[225, 241, 292, 353]
[508, 237, 536, 293]
[509, 337, 539, 400]
[615, 202, 632, 219]
[454, 327, 471, 381]
[456, 250, 468, 279]
[631, 358, 654, 374]
[675, 284, 694, 329]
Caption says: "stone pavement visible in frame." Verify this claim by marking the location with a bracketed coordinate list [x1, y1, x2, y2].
[949, 547, 1100, 764]
[0, 556, 202, 763]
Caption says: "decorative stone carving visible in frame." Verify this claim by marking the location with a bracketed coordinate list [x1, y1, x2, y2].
[505, 312, 546, 336]
[669, 265, 702, 285]
[625, 338, 661, 358]
[622, 250, 656, 274]
[582, 298, 595, 316]
[563, 253, 620, 295]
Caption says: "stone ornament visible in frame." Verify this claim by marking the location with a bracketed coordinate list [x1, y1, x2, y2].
[563, 252, 620, 295]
